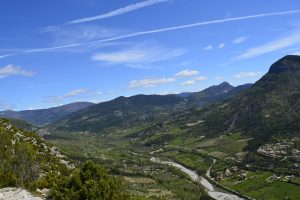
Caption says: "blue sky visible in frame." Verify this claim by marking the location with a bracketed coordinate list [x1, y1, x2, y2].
[1, 0, 300, 110]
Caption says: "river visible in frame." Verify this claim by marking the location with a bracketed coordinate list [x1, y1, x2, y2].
[150, 157, 245, 200]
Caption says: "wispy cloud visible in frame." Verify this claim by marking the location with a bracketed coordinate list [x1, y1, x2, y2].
[233, 30, 300, 60]
[68, 0, 170, 24]
[24, 44, 82, 53]
[181, 80, 195, 86]
[130, 68, 208, 88]
[218, 43, 225, 48]
[46, 89, 103, 104]
[0, 54, 15, 59]
[87, 9, 300, 45]
[65, 89, 89, 97]
[129, 77, 176, 88]
[45, 88, 89, 103]
[233, 36, 247, 44]
[91, 43, 185, 67]
[4, 9, 300, 58]
[24, 41, 121, 54]
[204, 45, 213, 50]
[175, 69, 199, 78]
[39, 0, 170, 33]
[52, 25, 123, 45]
[194, 76, 208, 81]
[0, 64, 34, 79]
[234, 72, 261, 78]
[181, 76, 207, 86]
[111, 9, 300, 40]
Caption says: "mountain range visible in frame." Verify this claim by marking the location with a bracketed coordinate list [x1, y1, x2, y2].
[45, 82, 251, 134]
[0, 102, 94, 127]
[0, 82, 252, 133]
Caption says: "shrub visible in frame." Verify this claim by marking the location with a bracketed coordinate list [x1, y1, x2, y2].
[50, 160, 129, 200]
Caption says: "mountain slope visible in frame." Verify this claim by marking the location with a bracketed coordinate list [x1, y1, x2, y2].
[0, 118, 73, 190]
[7, 118, 36, 131]
[0, 102, 94, 127]
[0, 118, 149, 200]
[47, 94, 187, 133]
[182, 55, 300, 147]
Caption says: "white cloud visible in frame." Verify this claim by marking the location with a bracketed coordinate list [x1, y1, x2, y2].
[92, 44, 185, 67]
[234, 72, 261, 78]
[234, 30, 300, 60]
[129, 78, 176, 88]
[181, 80, 195, 86]
[218, 43, 225, 48]
[0, 64, 34, 79]
[95, 91, 103, 95]
[92, 50, 146, 63]
[194, 76, 207, 81]
[65, 89, 88, 97]
[68, 0, 170, 24]
[181, 76, 207, 86]
[45, 88, 89, 103]
[233, 36, 247, 44]
[130, 71, 206, 88]
[175, 69, 199, 78]
[204, 45, 213, 50]
[214, 76, 222, 80]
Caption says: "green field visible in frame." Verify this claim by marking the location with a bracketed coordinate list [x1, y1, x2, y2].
[220, 171, 300, 200]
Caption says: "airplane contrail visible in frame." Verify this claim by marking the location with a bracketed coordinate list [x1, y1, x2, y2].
[40, 0, 171, 32]
[68, 0, 171, 24]
[2, 9, 300, 58]
[89, 9, 300, 43]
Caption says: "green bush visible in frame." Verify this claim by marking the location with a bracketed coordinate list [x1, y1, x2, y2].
[50, 160, 129, 200]
[0, 171, 17, 188]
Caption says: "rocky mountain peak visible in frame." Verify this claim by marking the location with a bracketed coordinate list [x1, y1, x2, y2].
[268, 55, 300, 74]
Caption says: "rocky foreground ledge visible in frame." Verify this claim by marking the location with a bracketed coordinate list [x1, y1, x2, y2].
[0, 188, 43, 200]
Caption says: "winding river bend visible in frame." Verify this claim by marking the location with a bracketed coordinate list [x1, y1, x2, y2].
[150, 157, 245, 200]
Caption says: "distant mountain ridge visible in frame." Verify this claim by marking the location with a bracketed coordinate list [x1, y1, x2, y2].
[191, 81, 235, 97]
[45, 82, 251, 134]
[183, 82, 252, 106]
[0, 82, 251, 130]
[0, 102, 94, 126]
[46, 94, 186, 133]
[178, 81, 234, 98]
